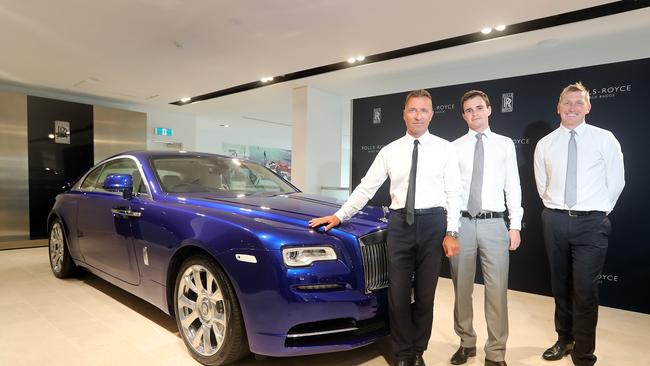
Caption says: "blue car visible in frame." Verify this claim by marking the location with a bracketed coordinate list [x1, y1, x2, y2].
[47, 151, 389, 365]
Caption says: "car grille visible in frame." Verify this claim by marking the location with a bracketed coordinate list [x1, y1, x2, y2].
[359, 230, 388, 293]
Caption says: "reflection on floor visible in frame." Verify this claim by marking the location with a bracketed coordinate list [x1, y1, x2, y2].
[0, 246, 648, 366]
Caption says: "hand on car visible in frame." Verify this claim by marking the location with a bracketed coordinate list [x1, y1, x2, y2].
[308, 215, 341, 231]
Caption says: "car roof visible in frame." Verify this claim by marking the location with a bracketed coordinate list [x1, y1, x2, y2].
[102, 150, 246, 163]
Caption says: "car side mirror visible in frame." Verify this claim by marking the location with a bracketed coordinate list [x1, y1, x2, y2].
[103, 174, 134, 199]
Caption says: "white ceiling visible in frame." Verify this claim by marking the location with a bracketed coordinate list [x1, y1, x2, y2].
[2, 0, 648, 126]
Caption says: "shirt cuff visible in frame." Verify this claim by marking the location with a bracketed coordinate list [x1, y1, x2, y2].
[333, 211, 347, 223]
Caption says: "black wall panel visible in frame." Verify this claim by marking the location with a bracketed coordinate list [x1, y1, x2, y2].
[27, 96, 93, 238]
[351, 58, 650, 313]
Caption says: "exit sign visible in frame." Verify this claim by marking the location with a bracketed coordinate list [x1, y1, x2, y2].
[154, 127, 173, 136]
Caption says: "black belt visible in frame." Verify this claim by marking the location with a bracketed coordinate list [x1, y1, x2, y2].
[549, 208, 605, 217]
[462, 211, 505, 219]
[393, 207, 446, 215]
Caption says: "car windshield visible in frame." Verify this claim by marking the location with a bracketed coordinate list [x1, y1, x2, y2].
[151, 155, 298, 194]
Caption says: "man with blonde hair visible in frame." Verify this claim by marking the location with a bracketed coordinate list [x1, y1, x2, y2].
[534, 82, 625, 366]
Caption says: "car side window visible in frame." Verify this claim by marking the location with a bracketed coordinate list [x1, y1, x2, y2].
[94, 158, 140, 193]
[80, 165, 104, 190]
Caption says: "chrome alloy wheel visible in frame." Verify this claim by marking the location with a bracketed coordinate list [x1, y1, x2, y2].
[49, 222, 65, 273]
[177, 264, 228, 356]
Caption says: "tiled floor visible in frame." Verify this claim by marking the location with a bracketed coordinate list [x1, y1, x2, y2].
[0, 246, 648, 366]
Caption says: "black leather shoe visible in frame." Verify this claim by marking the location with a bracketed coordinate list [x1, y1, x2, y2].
[395, 359, 414, 366]
[485, 359, 507, 366]
[451, 346, 477, 365]
[542, 341, 574, 361]
[414, 354, 426, 366]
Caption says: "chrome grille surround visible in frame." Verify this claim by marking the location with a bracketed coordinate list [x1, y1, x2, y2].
[358, 230, 388, 293]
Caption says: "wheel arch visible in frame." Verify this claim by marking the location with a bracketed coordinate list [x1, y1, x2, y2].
[165, 243, 244, 320]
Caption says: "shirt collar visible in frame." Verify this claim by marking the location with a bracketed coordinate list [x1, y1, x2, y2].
[404, 130, 432, 144]
[559, 121, 587, 135]
[467, 127, 491, 138]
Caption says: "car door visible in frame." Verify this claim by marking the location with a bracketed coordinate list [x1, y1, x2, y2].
[76, 157, 142, 285]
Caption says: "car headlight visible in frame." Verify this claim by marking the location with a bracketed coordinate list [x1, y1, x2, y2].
[282, 246, 337, 267]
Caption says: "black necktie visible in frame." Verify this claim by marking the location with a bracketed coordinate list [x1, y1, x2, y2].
[405, 139, 419, 225]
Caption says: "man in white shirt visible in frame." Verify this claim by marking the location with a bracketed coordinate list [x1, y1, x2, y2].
[449, 90, 522, 366]
[534, 82, 625, 366]
[309, 89, 462, 366]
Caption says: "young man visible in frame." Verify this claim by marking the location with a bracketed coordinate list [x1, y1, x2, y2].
[534, 82, 625, 366]
[450, 90, 522, 366]
[309, 89, 461, 366]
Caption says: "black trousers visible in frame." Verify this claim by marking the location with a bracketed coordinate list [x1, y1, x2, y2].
[387, 209, 446, 360]
[542, 208, 610, 366]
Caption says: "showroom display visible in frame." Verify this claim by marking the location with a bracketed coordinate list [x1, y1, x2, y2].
[47, 151, 389, 365]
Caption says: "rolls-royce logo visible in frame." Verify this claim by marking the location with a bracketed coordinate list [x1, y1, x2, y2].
[373, 108, 382, 124]
[434, 103, 454, 114]
[502, 93, 513, 113]
[589, 84, 631, 99]
[598, 274, 619, 284]
[54, 120, 71, 144]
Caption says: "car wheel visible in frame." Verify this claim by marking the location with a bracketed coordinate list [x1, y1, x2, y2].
[48, 218, 77, 278]
[174, 256, 249, 366]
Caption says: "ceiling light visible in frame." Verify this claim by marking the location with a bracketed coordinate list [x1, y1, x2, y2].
[220, 124, 230, 128]
[356, 55, 365, 61]
[180, 97, 191, 103]
[495, 24, 506, 31]
[481, 27, 492, 34]
[260, 76, 274, 82]
[347, 57, 356, 63]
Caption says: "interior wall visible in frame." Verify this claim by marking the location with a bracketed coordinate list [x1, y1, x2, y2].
[195, 116, 291, 155]
[27, 96, 94, 238]
[146, 110, 196, 151]
[0, 91, 29, 242]
[94, 106, 147, 163]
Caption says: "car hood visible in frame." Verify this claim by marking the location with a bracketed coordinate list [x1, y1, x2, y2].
[168, 192, 387, 238]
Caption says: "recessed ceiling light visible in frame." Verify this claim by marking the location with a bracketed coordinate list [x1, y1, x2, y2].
[347, 57, 356, 63]
[481, 27, 492, 34]
[180, 97, 191, 103]
[495, 24, 506, 31]
[356, 55, 365, 61]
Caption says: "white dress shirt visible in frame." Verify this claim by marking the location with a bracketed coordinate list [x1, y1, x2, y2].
[534, 121, 625, 213]
[335, 131, 462, 231]
[453, 127, 523, 230]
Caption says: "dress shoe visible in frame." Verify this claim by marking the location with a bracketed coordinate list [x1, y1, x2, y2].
[414, 354, 426, 366]
[542, 341, 574, 361]
[394, 359, 414, 366]
[485, 359, 507, 366]
[451, 346, 477, 365]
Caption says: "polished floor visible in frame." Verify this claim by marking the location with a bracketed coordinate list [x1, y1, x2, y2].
[0, 246, 647, 366]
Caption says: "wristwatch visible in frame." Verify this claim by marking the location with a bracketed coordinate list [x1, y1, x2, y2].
[446, 231, 459, 239]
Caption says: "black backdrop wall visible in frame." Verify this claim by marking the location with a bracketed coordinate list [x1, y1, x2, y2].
[27, 96, 94, 238]
[351, 57, 650, 314]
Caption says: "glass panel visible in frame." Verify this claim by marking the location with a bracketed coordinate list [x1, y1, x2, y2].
[80, 165, 104, 190]
[95, 158, 138, 190]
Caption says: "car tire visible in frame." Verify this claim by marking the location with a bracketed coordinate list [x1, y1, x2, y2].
[174, 255, 249, 366]
[48, 218, 77, 278]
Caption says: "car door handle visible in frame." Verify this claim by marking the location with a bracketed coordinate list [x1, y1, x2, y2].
[111, 208, 142, 218]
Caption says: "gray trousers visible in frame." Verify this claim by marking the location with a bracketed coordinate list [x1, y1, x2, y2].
[450, 216, 510, 361]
